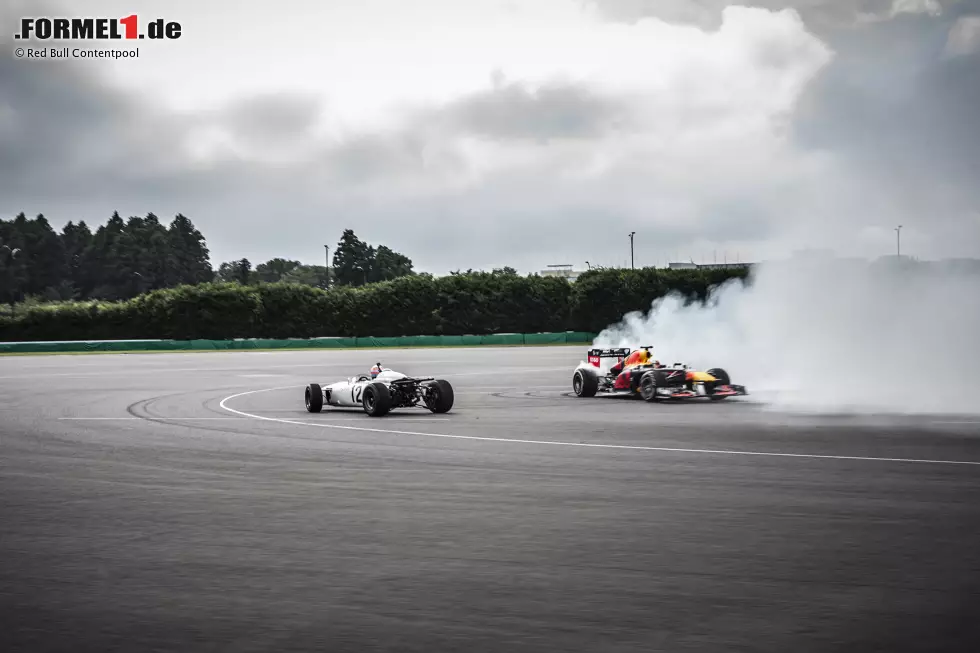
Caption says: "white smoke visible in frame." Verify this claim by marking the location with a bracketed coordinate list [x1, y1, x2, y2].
[593, 254, 980, 414]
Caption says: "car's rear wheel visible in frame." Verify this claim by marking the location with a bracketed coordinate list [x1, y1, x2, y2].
[362, 382, 392, 416]
[573, 368, 598, 397]
[305, 383, 323, 413]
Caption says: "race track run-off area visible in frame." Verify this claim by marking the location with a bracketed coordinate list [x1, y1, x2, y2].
[3, 345, 980, 652]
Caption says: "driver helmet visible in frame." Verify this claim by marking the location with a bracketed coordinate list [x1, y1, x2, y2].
[370, 364, 383, 378]
[628, 348, 651, 366]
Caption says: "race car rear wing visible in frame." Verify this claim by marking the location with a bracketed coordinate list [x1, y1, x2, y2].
[587, 347, 630, 367]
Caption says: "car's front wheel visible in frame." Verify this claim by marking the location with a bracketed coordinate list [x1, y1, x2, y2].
[306, 384, 323, 413]
[706, 368, 731, 400]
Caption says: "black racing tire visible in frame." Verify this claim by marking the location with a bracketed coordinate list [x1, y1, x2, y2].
[572, 368, 598, 397]
[706, 368, 731, 400]
[362, 382, 392, 416]
[425, 379, 455, 413]
[639, 371, 659, 402]
[305, 383, 323, 413]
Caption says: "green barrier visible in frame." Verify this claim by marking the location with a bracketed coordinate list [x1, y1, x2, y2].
[524, 332, 566, 345]
[354, 336, 404, 348]
[479, 333, 525, 346]
[0, 331, 597, 354]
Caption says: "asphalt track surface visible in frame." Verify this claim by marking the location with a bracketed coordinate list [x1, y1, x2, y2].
[2, 346, 980, 652]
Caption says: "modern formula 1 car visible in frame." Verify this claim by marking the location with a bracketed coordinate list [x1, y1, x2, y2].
[305, 364, 454, 417]
[571, 346, 747, 402]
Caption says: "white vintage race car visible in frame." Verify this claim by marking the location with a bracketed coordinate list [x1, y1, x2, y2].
[304, 364, 454, 417]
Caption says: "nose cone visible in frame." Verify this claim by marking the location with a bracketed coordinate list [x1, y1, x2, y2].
[688, 371, 716, 382]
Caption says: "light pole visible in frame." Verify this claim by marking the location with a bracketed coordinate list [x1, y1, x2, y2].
[629, 232, 636, 269]
[585, 261, 591, 270]
[323, 245, 330, 287]
[895, 225, 902, 257]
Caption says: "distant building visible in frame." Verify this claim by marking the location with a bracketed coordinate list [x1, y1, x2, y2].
[539, 264, 583, 282]
[667, 261, 752, 270]
[696, 262, 752, 270]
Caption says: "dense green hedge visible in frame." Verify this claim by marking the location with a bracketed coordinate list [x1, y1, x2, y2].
[0, 268, 750, 342]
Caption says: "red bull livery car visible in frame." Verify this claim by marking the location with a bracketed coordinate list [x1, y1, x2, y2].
[571, 347, 747, 402]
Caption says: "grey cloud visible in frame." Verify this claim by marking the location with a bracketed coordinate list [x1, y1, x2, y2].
[779, 0, 980, 261]
[436, 81, 631, 141]
[217, 92, 323, 148]
[590, 0, 956, 32]
[0, 43, 129, 190]
[890, 0, 944, 17]
[304, 79, 634, 187]
[0, 31, 284, 264]
[315, 132, 427, 182]
[0, 34, 250, 207]
[3, 0, 979, 275]
[792, 0, 980, 201]
[945, 15, 980, 55]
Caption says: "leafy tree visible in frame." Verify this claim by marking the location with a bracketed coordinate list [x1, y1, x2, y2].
[0, 216, 27, 305]
[216, 259, 252, 284]
[0, 212, 428, 304]
[166, 214, 213, 286]
[61, 220, 92, 296]
[83, 211, 130, 299]
[331, 230, 415, 286]
[368, 245, 414, 283]
[126, 213, 171, 292]
[0, 210, 219, 302]
[216, 261, 238, 283]
[331, 229, 374, 286]
[254, 258, 301, 283]
[20, 214, 67, 296]
[0, 239, 24, 307]
[280, 263, 330, 288]
[0, 213, 68, 303]
[242, 258, 330, 288]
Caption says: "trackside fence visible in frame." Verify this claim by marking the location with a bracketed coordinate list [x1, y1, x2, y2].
[0, 331, 597, 354]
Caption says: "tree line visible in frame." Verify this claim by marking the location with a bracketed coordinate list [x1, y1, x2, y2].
[0, 212, 212, 305]
[0, 266, 752, 342]
[0, 213, 416, 306]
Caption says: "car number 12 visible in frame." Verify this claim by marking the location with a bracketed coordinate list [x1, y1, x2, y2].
[352, 385, 363, 403]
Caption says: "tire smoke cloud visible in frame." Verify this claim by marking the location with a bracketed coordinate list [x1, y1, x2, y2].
[593, 255, 980, 415]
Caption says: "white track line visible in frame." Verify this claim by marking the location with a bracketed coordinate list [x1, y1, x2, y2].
[58, 417, 246, 420]
[58, 416, 450, 422]
[217, 386, 980, 467]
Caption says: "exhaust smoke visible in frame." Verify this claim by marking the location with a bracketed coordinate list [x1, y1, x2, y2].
[593, 256, 980, 415]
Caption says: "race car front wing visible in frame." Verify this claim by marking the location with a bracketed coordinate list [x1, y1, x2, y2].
[656, 382, 748, 399]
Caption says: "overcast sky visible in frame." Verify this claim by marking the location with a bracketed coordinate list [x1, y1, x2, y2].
[2, 0, 978, 274]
